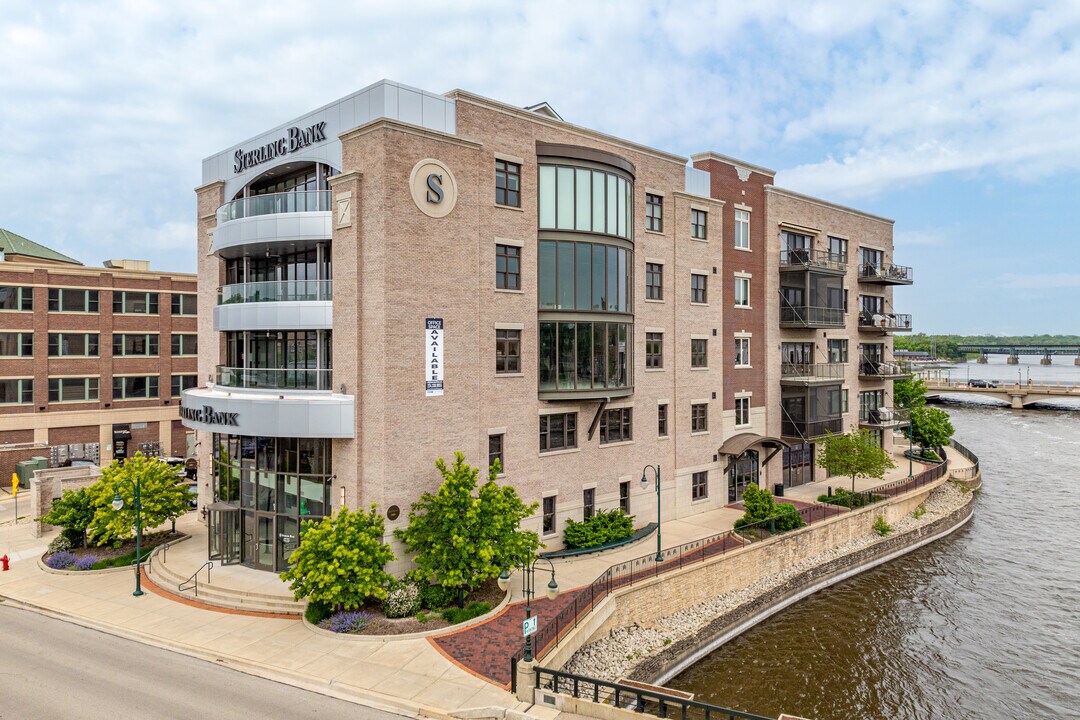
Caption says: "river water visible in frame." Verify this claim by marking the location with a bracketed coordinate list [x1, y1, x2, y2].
[669, 357, 1080, 719]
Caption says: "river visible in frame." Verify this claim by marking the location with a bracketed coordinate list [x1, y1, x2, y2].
[669, 357, 1080, 719]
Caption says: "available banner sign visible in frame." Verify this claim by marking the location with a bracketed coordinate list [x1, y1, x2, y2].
[426, 318, 444, 397]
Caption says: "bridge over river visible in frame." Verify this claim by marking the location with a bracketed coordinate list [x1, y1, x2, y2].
[924, 378, 1080, 408]
[958, 344, 1080, 365]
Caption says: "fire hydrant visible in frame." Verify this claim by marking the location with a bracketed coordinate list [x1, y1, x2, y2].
[1, 554, 9, 571]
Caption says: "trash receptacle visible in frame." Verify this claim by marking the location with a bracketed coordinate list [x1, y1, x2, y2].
[774, 483, 784, 497]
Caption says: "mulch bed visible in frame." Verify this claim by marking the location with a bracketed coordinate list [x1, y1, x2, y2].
[337, 577, 507, 635]
[50, 529, 184, 563]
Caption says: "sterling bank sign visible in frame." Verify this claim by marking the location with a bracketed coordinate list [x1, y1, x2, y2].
[180, 404, 239, 427]
[233, 121, 328, 174]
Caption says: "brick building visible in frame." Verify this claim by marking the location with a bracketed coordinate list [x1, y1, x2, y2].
[184, 81, 913, 574]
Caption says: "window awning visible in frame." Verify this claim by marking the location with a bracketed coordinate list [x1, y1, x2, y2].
[717, 433, 789, 472]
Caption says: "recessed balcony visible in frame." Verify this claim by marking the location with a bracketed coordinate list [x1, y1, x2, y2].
[779, 248, 847, 275]
[780, 362, 846, 386]
[213, 280, 333, 332]
[859, 407, 911, 429]
[211, 191, 333, 259]
[216, 190, 331, 223]
[858, 263, 914, 285]
[780, 306, 846, 329]
[859, 361, 912, 380]
[218, 280, 332, 304]
[215, 365, 332, 392]
[858, 312, 912, 333]
[780, 417, 843, 441]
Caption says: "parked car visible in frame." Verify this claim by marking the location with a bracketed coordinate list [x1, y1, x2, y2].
[969, 379, 999, 388]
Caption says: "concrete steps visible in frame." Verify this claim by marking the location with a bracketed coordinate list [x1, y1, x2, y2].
[149, 552, 303, 615]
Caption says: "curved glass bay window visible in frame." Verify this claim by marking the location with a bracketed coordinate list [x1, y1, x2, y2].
[539, 241, 632, 312]
[538, 164, 633, 239]
[220, 330, 332, 390]
[539, 320, 632, 393]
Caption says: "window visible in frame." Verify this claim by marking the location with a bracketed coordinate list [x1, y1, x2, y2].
[861, 295, 885, 316]
[113, 291, 159, 315]
[657, 403, 668, 437]
[734, 209, 750, 249]
[538, 240, 633, 313]
[860, 247, 883, 272]
[538, 164, 632, 239]
[691, 339, 708, 368]
[691, 403, 708, 433]
[692, 471, 708, 501]
[540, 413, 577, 452]
[495, 329, 521, 374]
[0, 378, 32, 404]
[47, 333, 99, 357]
[645, 332, 663, 369]
[735, 337, 750, 367]
[735, 277, 750, 307]
[583, 488, 595, 520]
[495, 160, 521, 207]
[171, 293, 197, 315]
[47, 288, 98, 313]
[619, 480, 630, 514]
[112, 375, 159, 400]
[691, 209, 707, 240]
[538, 321, 632, 392]
[828, 236, 848, 263]
[645, 263, 663, 300]
[0, 332, 32, 357]
[735, 397, 751, 427]
[171, 334, 198, 356]
[113, 334, 159, 356]
[599, 408, 632, 444]
[48, 377, 99, 403]
[690, 274, 707, 304]
[828, 339, 849, 363]
[495, 245, 520, 290]
[0, 286, 33, 311]
[842, 389, 849, 414]
[646, 193, 663, 232]
[171, 374, 197, 398]
[488, 433, 505, 473]
[542, 495, 556, 535]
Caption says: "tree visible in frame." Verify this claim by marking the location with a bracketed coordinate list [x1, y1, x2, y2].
[280, 505, 396, 611]
[909, 406, 954, 451]
[893, 376, 928, 410]
[86, 453, 189, 547]
[395, 452, 540, 594]
[734, 483, 804, 532]
[817, 427, 896, 493]
[37, 487, 98, 548]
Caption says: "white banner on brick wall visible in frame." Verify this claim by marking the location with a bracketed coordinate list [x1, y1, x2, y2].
[425, 318, 444, 397]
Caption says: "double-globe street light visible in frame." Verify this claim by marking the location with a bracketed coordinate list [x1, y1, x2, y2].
[640, 464, 662, 563]
[111, 476, 144, 597]
[498, 556, 559, 663]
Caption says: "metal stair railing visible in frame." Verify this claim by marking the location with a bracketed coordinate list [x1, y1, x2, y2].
[179, 561, 213, 597]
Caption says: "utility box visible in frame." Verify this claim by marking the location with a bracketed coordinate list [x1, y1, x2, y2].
[15, 457, 49, 489]
[774, 483, 784, 498]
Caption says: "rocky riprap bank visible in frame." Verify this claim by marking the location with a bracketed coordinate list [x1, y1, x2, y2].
[564, 482, 971, 681]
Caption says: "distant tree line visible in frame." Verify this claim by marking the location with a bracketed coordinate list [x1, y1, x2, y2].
[894, 334, 1080, 360]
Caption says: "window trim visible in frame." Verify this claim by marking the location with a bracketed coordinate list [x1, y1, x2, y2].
[734, 209, 750, 250]
[645, 331, 664, 370]
[47, 288, 99, 314]
[645, 193, 663, 233]
[47, 332, 100, 358]
[495, 244, 522, 291]
[495, 159, 522, 208]
[645, 262, 664, 301]
[495, 328, 522, 375]
[599, 407, 633, 445]
[691, 402, 709, 434]
[690, 338, 708, 369]
[170, 333, 198, 357]
[0, 377, 34, 404]
[691, 209, 708, 240]
[690, 273, 708, 305]
[112, 290, 160, 316]
[657, 403, 669, 438]
[0, 331, 33, 357]
[48, 376, 100, 403]
[113, 333, 160, 357]
[171, 293, 197, 316]
[734, 337, 751, 368]
[111, 374, 160, 400]
[542, 494, 558, 536]
[734, 275, 751, 308]
[539, 412, 578, 454]
[0, 286, 34, 312]
[691, 470, 709, 501]
[735, 396, 751, 427]
[488, 432, 505, 474]
[170, 374, 197, 398]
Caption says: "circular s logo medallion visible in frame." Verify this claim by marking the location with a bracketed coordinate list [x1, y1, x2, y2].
[409, 159, 458, 218]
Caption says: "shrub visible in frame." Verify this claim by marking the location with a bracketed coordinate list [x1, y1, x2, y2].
[441, 601, 492, 625]
[47, 535, 73, 554]
[45, 551, 77, 569]
[819, 488, 868, 508]
[563, 509, 636, 549]
[73, 556, 99, 571]
[873, 516, 893, 536]
[383, 581, 422, 619]
[416, 611, 430, 624]
[305, 601, 332, 625]
[62, 528, 86, 549]
[913, 506, 926, 520]
[420, 583, 458, 610]
[319, 610, 371, 634]
[734, 484, 805, 534]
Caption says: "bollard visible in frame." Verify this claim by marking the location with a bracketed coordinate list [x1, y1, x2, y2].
[1, 554, 9, 571]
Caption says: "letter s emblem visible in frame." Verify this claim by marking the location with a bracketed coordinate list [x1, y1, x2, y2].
[426, 173, 444, 204]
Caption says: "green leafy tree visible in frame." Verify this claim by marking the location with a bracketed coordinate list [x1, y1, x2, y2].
[893, 376, 928, 410]
[280, 505, 395, 611]
[734, 483, 804, 532]
[817, 427, 897, 493]
[909, 406, 954, 450]
[86, 453, 190, 547]
[395, 453, 540, 593]
[37, 487, 99, 548]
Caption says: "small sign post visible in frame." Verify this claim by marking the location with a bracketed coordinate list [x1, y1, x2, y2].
[523, 615, 537, 637]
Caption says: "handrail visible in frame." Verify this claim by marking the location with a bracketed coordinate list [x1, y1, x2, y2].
[218, 279, 333, 305]
[779, 247, 847, 272]
[859, 262, 913, 282]
[780, 362, 845, 380]
[214, 365, 332, 391]
[860, 407, 912, 426]
[949, 438, 981, 477]
[129, 546, 156, 576]
[859, 360, 910, 377]
[216, 190, 331, 223]
[858, 312, 912, 330]
[179, 560, 213, 597]
[779, 304, 845, 328]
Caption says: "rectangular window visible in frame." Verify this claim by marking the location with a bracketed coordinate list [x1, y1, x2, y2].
[0, 286, 33, 311]
[599, 408, 632, 444]
[690, 273, 707, 304]
[48, 377, 99, 403]
[583, 488, 595, 520]
[495, 160, 521, 208]
[112, 375, 159, 400]
[0, 378, 33, 404]
[495, 244, 521, 290]
[657, 403, 668, 437]
[692, 470, 708, 501]
[47, 333, 99, 357]
[734, 209, 750, 249]
[691, 403, 708, 433]
[735, 397, 751, 427]
[171, 334, 198, 356]
[488, 433, 504, 473]
[645, 332, 663, 369]
[112, 291, 159, 315]
[691, 338, 708, 368]
[828, 236, 848, 263]
[828, 339, 849, 363]
[842, 388, 849, 414]
[735, 337, 750, 367]
[171, 374, 197, 398]
[47, 288, 99, 313]
[619, 480, 630, 514]
[113, 334, 159, 356]
[691, 209, 708, 240]
[860, 247, 883, 272]
[646, 193, 663, 232]
[540, 413, 577, 453]
[495, 329, 521, 374]
[645, 262, 663, 300]
[542, 495, 556, 535]
[0, 332, 32, 357]
[735, 276, 751, 307]
[171, 293, 197, 315]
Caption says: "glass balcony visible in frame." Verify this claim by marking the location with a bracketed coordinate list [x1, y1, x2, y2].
[779, 248, 847, 274]
[780, 306, 845, 328]
[216, 191, 331, 224]
[858, 263, 914, 285]
[780, 362, 846, 385]
[858, 312, 913, 332]
[215, 365, 332, 391]
[859, 407, 911, 429]
[218, 280, 332, 305]
[859, 360, 912, 379]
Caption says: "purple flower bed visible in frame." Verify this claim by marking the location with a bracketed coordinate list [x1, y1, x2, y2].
[45, 551, 77, 570]
[318, 610, 372, 634]
[73, 556, 99, 571]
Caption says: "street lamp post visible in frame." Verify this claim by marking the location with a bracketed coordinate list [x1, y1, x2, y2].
[112, 477, 144, 597]
[640, 465, 662, 563]
[498, 556, 558, 663]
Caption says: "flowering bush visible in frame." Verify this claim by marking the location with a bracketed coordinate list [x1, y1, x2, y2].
[45, 551, 77, 569]
[319, 610, 371, 634]
[382, 580, 421, 618]
[73, 556, 99, 571]
[47, 535, 73, 554]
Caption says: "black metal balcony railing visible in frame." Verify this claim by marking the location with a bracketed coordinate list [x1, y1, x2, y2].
[780, 248, 847, 272]
[859, 262, 914, 284]
[216, 190, 332, 224]
[781, 417, 843, 439]
[780, 362, 846, 382]
[858, 312, 912, 331]
[780, 305, 846, 328]
[859, 360, 911, 378]
[215, 365, 332, 391]
[860, 407, 912, 427]
[218, 280, 332, 305]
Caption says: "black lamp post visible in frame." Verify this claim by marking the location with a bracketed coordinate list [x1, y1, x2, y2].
[112, 477, 144, 597]
[640, 464, 662, 563]
[498, 556, 558, 663]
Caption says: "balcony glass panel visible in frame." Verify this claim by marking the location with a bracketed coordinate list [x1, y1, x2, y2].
[217, 190, 331, 223]
[219, 280, 332, 304]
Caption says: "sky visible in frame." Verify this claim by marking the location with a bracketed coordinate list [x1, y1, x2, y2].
[1, 1, 1078, 335]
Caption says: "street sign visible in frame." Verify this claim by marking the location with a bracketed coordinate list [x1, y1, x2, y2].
[523, 616, 537, 637]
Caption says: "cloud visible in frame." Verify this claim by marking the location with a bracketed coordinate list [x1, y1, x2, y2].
[999, 273, 1080, 290]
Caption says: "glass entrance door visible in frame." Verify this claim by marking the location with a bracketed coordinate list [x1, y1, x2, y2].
[208, 507, 242, 565]
[784, 442, 814, 487]
[276, 517, 299, 572]
[256, 515, 275, 570]
[728, 451, 760, 503]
